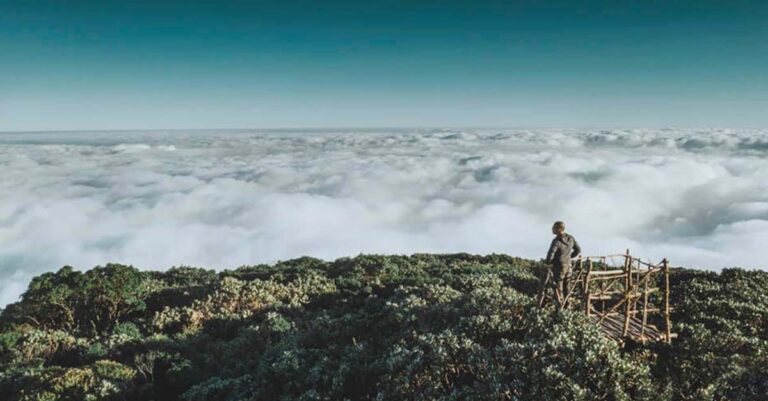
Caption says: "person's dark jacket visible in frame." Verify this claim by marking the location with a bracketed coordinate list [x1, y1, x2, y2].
[546, 233, 581, 270]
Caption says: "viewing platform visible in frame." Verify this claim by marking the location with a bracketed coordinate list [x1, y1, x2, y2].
[538, 250, 676, 344]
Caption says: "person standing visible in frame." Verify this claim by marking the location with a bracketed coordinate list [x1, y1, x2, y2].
[545, 221, 581, 309]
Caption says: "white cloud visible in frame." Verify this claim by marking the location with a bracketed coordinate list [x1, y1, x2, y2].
[1, 128, 767, 305]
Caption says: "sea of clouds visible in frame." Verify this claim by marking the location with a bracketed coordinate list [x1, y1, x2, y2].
[1, 128, 768, 305]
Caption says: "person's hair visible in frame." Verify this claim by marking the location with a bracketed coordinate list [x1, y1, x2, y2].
[552, 221, 565, 230]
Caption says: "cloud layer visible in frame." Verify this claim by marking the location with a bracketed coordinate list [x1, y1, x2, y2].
[2, 128, 767, 305]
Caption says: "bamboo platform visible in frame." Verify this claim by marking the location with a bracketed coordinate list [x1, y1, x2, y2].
[589, 312, 667, 342]
[538, 250, 676, 344]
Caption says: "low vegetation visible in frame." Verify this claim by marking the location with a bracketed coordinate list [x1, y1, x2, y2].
[1, 254, 766, 400]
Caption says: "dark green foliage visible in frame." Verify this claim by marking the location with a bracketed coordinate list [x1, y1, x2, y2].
[653, 267, 768, 401]
[3, 264, 154, 336]
[0, 255, 766, 401]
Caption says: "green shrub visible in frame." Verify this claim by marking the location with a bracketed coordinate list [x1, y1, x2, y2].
[1, 255, 767, 401]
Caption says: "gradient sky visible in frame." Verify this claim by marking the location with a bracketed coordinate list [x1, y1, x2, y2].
[1, 1, 767, 131]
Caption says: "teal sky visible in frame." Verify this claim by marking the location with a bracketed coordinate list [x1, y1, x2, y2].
[1, 1, 767, 131]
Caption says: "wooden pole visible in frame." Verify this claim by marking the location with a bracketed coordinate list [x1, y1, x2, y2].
[640, 267, 650, 342]
[663, 258, 672, 343]
[633, 259, 642, 315]
[599, 257, 605, 313]
[538, 269, 552, 308]
[622, 249, 632, 337]
[585, 258, 593, 317]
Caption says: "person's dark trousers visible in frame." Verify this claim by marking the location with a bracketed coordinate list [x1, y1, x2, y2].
[551, 265, 571, 310]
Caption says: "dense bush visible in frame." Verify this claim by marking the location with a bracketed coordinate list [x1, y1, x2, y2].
[1, 254, 766, 400]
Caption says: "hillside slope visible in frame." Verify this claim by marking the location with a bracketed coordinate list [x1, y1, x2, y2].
[1, 254, 766, 401]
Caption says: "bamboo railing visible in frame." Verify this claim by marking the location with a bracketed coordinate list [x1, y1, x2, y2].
[538, 249, 676, 344]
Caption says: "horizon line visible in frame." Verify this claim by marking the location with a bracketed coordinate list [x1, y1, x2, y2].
[1, 125, 764, 134]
